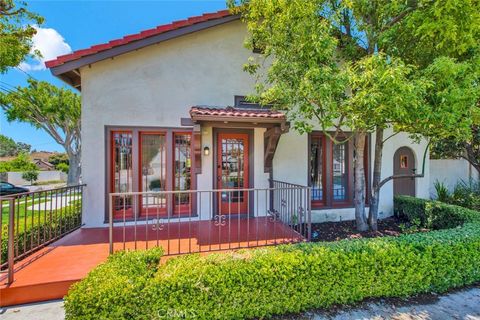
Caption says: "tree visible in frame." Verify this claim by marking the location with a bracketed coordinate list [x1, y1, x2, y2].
[0, 0, 44, 73]
[431, 125, 480, 175]
[232, 0, 480, 231]
[22, 169, 38, 185]
[0, 152, 36, 172]
[0, 134, 31, 156]
[0, 79, 81, 184]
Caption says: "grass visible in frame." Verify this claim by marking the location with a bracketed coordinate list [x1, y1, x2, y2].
[33, 180, 66, 186]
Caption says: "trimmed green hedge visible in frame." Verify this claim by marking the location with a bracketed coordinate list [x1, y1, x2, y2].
[65, 224, 480, 320]
[65, 248, 163, 319]
[394, 195, 480, 229]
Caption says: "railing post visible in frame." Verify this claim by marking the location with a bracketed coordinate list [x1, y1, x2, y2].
[307, 187, 312, 241]
[109, 195, 113, 254]
[7, 198, 15, 284]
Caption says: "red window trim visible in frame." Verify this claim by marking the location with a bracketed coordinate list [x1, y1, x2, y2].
[108, 128, 195, 222]
[310, 133, 327, 208]
[309, 132, 370, 210]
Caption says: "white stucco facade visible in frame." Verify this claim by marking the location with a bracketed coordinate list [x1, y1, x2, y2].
[78, 19, 431, 227]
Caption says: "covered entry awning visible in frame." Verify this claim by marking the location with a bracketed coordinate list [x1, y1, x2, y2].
[187, 106, 289, 174]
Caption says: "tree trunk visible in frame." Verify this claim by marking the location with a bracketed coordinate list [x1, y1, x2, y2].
[67, 152, 81, 185]
[368, 126, 384, 231]
[353, 131, 368, 232]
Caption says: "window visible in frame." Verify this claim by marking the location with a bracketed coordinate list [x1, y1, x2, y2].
[109, 129, 193, 220]
[332, 141, 348, 202]
[310, 134, 325, 206]
[309, 132, 368, 208]
[400, 155, 408, 168]
[111, 132, 133, 218]
[173, 133, 192, 215]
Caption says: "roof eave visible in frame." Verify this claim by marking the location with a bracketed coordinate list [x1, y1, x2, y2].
[48, 14, 241, 91]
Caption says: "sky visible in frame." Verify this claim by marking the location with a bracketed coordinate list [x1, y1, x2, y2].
[1, 0, 228, 152]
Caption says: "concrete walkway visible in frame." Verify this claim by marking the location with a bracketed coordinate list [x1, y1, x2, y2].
[1, 286, 479, 320]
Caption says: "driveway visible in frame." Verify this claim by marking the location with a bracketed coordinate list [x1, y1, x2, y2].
[1, 286, 479, 320]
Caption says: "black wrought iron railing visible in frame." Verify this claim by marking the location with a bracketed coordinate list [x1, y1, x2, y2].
[1, 185, 85, 284]
[108, 183, 311, 256]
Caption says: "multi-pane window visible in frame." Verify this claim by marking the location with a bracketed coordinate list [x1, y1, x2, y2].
[174, 133, 192, 214]
[110, 129, 193, 220]
[310, 133, 366, 208]
[310, 135, 324, 205]
[332, 142, 348, 202]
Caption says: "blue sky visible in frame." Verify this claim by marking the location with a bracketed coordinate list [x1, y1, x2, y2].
[1, 0, 228, 152]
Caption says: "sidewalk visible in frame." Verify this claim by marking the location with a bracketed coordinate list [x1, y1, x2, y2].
[1, 286, 479, 320]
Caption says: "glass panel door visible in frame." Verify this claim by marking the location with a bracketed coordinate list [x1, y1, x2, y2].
[112, 131, 133, 219]
[217, 133, 249, 215]
[173, 133, 192, 215]
[140, 133, 167, 217]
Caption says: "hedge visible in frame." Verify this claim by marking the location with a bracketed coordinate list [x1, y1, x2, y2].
[64, 223, 480, 320]
[1, 201, 82, 263]
[394, 195, 480, 229]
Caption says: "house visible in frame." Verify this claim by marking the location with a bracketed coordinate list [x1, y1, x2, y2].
[33, 159, 55, 171]
[46, 9, 430, 230]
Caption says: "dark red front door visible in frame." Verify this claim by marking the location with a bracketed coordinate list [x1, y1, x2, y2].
[217, 133, 249, 214]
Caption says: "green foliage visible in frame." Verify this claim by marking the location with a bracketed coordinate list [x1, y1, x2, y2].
[0, 0, 44, 73]
[433, 180, 450, 203]
[1, 197, 82, 263]
[21, 169, 38, 184]
[431, 125, 480, 176]
[0, 134, 30, 157]
[64, 248, 164, 320]
[0, 79, 81, 183]
[394, 195, 480, 230]
[48, 153, 69, 166]
[450, 180, 480, 211]
[56, 162, 69, 174]
[0, 152, 36, 172]
[65, 224, 480, 320]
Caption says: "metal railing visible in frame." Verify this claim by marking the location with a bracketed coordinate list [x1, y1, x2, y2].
[109, 183, 311, 256]
[1, 185, 85, 284]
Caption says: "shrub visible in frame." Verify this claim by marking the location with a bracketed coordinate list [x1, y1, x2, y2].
[22, 169, 39, 184]
[394, 195, 480, 229]
[433, 180, 450, 202]
[65, 224, 480, 320]
[450, 179, 480, 211]
[64, 248, 163, 320]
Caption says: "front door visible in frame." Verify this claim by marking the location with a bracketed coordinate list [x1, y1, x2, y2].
[393, 146, 416, 196]
[217, 132, 249, 214]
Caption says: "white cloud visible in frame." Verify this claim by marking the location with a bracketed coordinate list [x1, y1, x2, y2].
[19, 26, 72, 71]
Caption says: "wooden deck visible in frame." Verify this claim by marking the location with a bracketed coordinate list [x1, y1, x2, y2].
[0, 217, 303, 306]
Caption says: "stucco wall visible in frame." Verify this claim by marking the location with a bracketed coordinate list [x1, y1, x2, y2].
[80, 19, 431, 227]
[273, 127, 430, 223]
[81, 20, 264, 227]
[5, 171, 67, 186]
[430, 159, 479, 197]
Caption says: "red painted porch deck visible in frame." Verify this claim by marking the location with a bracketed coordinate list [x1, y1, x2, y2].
[0, 217, 303, 307]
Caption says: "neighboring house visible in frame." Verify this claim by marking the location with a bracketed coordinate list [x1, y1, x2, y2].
[33, 159, 55, 171]
[46, 9, 430, 228]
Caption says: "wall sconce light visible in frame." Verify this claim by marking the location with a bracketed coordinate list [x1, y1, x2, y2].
[203, 146, 210, 156]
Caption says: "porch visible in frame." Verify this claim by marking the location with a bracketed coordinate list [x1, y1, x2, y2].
[1, 182, 311, 306]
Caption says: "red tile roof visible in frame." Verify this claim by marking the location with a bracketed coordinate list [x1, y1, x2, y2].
[190, 106, 286, 120]
[45, 9, 233, 68]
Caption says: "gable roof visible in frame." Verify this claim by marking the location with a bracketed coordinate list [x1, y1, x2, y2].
[46, 9, 238, 90]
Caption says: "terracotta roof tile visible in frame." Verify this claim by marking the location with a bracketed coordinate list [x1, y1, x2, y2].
[45, 9, 233, 68]
[190, 106, 285, 120]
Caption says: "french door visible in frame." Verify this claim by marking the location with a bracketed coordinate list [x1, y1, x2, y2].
[111, 129, 192, 220]
[216, 132, 249, 215]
